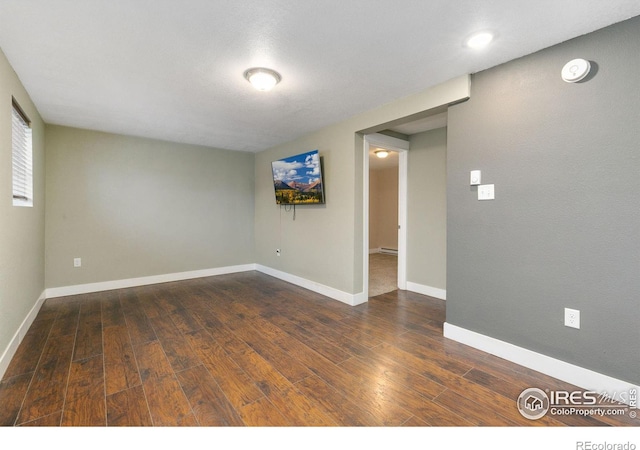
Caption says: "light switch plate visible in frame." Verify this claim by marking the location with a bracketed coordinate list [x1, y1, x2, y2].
[470, 170, 481, 186]
[478, 184, 495, 200]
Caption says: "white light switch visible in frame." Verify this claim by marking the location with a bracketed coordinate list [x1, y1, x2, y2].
[470, 170, 481, 186]
[74, 258, 82, 267]
[478, 184, 495, 200]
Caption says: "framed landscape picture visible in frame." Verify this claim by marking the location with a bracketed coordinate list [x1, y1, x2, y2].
[271, 149, 325, 205]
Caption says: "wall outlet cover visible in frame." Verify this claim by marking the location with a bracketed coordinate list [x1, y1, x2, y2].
[564, 308, 580, 329]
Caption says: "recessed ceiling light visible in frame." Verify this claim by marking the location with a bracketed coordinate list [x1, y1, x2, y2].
[375, 150, 389, 159]
[244, 67, 281, 91]
[466, 31, 494, 49]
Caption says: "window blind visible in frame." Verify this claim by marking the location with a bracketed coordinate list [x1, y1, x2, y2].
[12, 99, 33, 207]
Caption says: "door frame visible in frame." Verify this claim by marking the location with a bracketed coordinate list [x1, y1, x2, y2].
[363, 133, 410, 300]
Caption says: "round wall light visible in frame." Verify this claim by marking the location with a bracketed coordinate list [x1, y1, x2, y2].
[244, 67, 282, 91]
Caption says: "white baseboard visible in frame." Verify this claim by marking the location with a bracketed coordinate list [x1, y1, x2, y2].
[406, 281, 446, 300]
[0, 290, 46, 381]
[45, 264, 257, 299]
[256, 264, 367, 306]
[443, 322, 639, 403]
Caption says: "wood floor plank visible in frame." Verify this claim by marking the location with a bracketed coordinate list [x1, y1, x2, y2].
[176, 365, 245, 426]
[149, 315, 200, 372]
[49, 300, 81, 337]
[385, 331, 474, 376]
[106, 385, 152, 426]
[101, 291, 127, 328]
[169, 307, 204, 335]
[0, 373, 33, 425]
[265, 313, 353, 364]
[188, 306, 249, 355]
[264, 304, 378, 356]
[264, 328, 413, 426]
[103, 325, 141, 395]
[339, 353, 447, 401]
[18, 411, 62, 426]
[434, 389, 521, 426]
[224, 317, 313, 384]
[294, 374, 384, 426]
[239, 397, 290, 426]
[120, 290, 157, 345]
[16, 333, 75, 424]
[73, 301, 103, 361]
[61, 355, 106, 426]
[230, 346, 336, 426]
[133, 340, 194, 426]
[184, 329, 263, 408]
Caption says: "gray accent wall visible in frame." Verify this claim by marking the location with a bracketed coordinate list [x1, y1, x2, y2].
[447, 17, 640, 384]
[45, 126, 255, 288]
[407, 128, 447, 291]
[0, 49, 45, 362]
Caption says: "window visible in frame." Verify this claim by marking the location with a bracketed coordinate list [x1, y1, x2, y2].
[11, 98, 33, 207]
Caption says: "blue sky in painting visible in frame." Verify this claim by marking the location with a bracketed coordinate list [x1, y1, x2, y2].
[271, 150, 321, 185]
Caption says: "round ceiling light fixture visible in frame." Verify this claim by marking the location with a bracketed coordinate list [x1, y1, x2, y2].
[244, 67, 282, 91]
[465, 31, 494, 49]
[375, 150, 389, 159]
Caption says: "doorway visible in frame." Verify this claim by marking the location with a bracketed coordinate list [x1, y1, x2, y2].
[363, 133, 409, 299]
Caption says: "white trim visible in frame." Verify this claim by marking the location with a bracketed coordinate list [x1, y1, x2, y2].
[45, 264, 256, 299]
[365, 133, 410, 151]
[363, 138, 371, 303]
[0, 290, 46, 380]
[406, 281, 446, 300]
[443, 322, 639, 403]
[397, 150, 407, 290]
[369, 247, 381, 254]
[256, 264, 367, 306]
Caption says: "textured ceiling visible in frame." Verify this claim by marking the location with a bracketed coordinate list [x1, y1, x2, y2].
[1, 1, 639, 152]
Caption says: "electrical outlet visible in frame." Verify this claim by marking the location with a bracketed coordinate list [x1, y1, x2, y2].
[276, 249, 281, 257]
[564, 308, 580, 329]
[74, 257, 82, 268]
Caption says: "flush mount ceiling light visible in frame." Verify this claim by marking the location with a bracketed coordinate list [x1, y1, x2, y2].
[375, 150, 389, 159]
[244, 67, 281, 91]
[466, 31, 494, 49]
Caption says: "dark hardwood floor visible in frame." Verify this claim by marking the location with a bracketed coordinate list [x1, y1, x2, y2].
[0, 271, 635, 427]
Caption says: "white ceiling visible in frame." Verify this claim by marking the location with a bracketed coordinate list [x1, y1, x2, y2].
[1, 1, 639, 153]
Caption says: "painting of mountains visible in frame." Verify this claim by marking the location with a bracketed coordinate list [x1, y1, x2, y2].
[271, 149, 325, 205]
